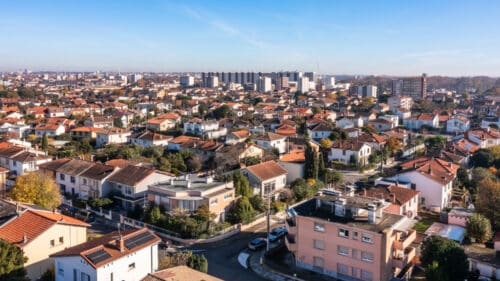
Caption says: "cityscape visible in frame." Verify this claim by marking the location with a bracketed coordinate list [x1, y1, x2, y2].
[0, 1, 499, 281]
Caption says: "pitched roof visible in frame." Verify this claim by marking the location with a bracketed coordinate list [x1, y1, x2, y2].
[255, 132, 286, 141]
[56, 159, 95, 176]
[105, 158, 135, 169]
[141, 266, 223, 281]
[107, 165, 155, 186]
[51, 228, 160, 269]
[330, 139, 367, 151]
[80, 163, 116, 180]
[38, 158, 72, 171]
[360, 184, 419, 206]
[279, 149, 305, 163]
[0, 210, 89, 248]
[400, 157, 459, 185]
[246, 160, 287, 181]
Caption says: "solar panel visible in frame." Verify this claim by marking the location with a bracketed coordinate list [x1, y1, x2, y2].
[124, 231, 155, 249]
[86, 249, 111, 264]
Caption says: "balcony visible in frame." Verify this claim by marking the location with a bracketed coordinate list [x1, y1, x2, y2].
[393, 246, 416, 269]
[285, 217, 296, 235]
[394, 229, 416, 251]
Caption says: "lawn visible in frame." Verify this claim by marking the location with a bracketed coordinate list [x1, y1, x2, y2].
[413, 212, 440, 233]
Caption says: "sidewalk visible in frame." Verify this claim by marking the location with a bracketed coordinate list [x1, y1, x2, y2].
[248, 249, 304, 281]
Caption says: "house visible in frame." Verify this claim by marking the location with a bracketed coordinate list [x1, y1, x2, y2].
[34, 123, 66, 137]
[0, 209, 89, 281]
[388, 95, 413, 111]
[51, 228, 161, 281]
[275, 124, 297, 136]
[328, 139, 372, 166]
[0, 144, 52, 176]
[307, 123, 332, 141]
[0, 167, 8, 197]
[146, 113, 181, 131]
[359, 184, 419, 218]
[148, 174, 235, 222]
[466, 128, 500, 148]
[84, 116, 114, 129]
[225, 129, 250, 145]
[38, 158, 72, 179]
[446, 115, 471, 133]
[55, 158, 95, 197]
[403, 113, 439, 130]
[79, 163, 118, 199]
[392, 107, 412, 120]
[167, 135, 200, 151]
[464, 244, 500, 280]
[113, 110, 136, 128]
[129, 131, 172, 147]
[107, 165, 173, 210]
[377, 157, 459, 211]
[141, 265, 223, 281]
[183, 118, 227, 139]
[356, 133, 387, 151]
[336, 116, 363, 129]
[253, 132, 287, 154]
[70, 126, 104, 139]
[278, 149, 305, 184]
[96, 127, 132, 148]
[244, 160, 288, 197]
[285, 190, 417, 281]
[215, 142, 264, 170]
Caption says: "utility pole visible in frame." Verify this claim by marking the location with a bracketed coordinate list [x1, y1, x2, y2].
[266, 193, 271, 252]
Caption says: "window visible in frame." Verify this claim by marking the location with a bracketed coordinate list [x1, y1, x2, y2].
[70, 176, 75, 183]
[337, 263, 349, 275]
[313, 239, 325, 250]
[338, 228, 349, 238]
[352, 267, 359, 278]
[283, 177, 286, 184]
[352, 249, 358, 259]
[353, 231, 358, 240]
[50, 239, 55, 247]
[59, 236, 64, 244]
[210, 198, 218, 206]
[83, 179, 87, 185]
[80, 272, 90, 281]
[313, 256, 324, 269]
[57, 267, 64, 276]
[110, 272, 113, 281]
[128, 263, 135, 270]
[314, 222, 325, 232]
[224, 193, 233, 200]
[361, 251, 374, 263]
[361, 270, 373, 281]
[337, 245, 349, 256]
[361, 233, 373, 244]
[60, 174, 65, 180]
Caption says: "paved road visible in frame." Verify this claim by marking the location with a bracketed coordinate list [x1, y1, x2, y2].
[188, 219, 282, 281]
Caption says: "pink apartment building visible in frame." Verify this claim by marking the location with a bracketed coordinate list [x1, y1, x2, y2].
[285, 189, 417, 281]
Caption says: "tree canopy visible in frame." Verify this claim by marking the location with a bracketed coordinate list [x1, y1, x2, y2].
[0, 239, 28, 281]
[420, 236, 469, 281]
[466, 213, 492, 243]
[475, 178, 500, 229]
[9, 172, 61, 210]
[226, 197, 255, 224]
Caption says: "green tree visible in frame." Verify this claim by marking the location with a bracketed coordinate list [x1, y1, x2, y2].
[88, 198, 113, 209]
[312, 105, 322, 114]
[187, 254, 208, 273]
[425, 261, 448, 281]
[425, 136, 447, 156]
[9, 172, 61, 210]
[39, 268, 55, 281]
[304, 142, 318, 179]
[144, 204, 164, 225]
[470, 149, 495, 168]
[232, 170, 252, 197]
[227, 197, 255, 224]
[249, 195, 266, 212]
[420, 236, 469, 281]
[41, 133, 49, 151]
[187, 155, 202, 172]
[475, 178, 500, 229]
[0, 239, 28, 281]
[113, 117, 124, 128]
[466, 213, 493, 243]
[212, 104, 234, 119]
[291, 178, 314, 201]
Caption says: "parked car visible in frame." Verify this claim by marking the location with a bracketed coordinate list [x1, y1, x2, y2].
[268, 226, 287, 242]
[74, 210, 96, 223]
[248, 238, 267, 250]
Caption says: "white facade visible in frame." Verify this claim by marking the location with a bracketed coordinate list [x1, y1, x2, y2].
[258, 77, 272, 92]
[298, 76, 310, 93]
[328, 143, 371, 166]
[388, 96, 413, 111]
[35, 125, 65, 137]
[54, 244, 158, 281]
[403, 115, 439, 130]
[180, 75, 194, 87]
[278, 161, 304, 184]
[247, 172, 287, 197]
[254, 138, 287, 154]
[446, 117, 470, 133]
[96, 131, 131, 148]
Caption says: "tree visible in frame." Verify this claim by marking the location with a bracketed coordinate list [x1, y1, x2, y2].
[470, 148, 495, 168]
[311, 105, 322, 114]
[385, 137, 402, 156]
[88, 198, 113, 209]
[186, 155, 202, 172]
[212, 105, 234, 119]
[9, 172, 61, 210]
[113, 117, 124, 128]
[187, 254, 208, 273]
[466, 213, 493, 243]
[39, 268, 55, 281]
[41, 133, 48, 151]
[475, 178, 500, 229]
[0, 239, 28, 281]
[144, 204, 164, 225]
[232, 170, 252, 197]
[227, 197, 255, 224]
[420, 236, 469, 281]
[425, 261, 448, 281]
[291, 178, 315, 201]
[304, 142, 318, 179]
[159, 251, 193, 270]
[425, 136, 447, 156]
[249, 195, 266, 212]
[319, 138, 332, 149]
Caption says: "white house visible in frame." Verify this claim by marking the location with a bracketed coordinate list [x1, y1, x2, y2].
[388, 95, 413, 111]
[0, 144, 52, 176]
[253, 132, 287, 154]
[378, 157, 458, 211]
[307, 123, 332, 141]
[78, 163, 118, 199]
[336, 116, 364, 129]
[466, 128, 500, 148]
[328, 139, 372, 166]
[129, 131, 172, 147]
[34, 123, 66, 137]
[183, 118, 227, 139]
[55, 159, 95, 197]
[244, 161, 288, 197]
[96, 128, 131, 148]
[278, 149, 305, 184]
[403, 113, 439, 130]
[51, 228, 160, 281]
[446, 116, 471, 133]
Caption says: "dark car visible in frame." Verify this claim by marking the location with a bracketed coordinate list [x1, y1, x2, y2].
[248, 238, 267, 250]
[268, 226, 288, 242]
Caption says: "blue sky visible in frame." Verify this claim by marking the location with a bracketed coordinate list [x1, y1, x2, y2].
[1, 0, 499, 76]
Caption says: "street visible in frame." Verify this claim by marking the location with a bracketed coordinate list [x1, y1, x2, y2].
[188, 218, 281, 281]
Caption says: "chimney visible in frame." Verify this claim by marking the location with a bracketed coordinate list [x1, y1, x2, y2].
[22, 233, 28, 244]
[367, 204, 376, 223]
[117, 236, 125, 253]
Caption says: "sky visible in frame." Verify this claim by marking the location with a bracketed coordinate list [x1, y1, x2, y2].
[1, 0, 500, 76]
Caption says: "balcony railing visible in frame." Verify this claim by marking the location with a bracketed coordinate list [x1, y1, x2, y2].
[394, 229, 416, 250]
[393, 246, 416, 269]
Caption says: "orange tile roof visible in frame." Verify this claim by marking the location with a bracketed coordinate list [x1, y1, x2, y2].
[400, 157, 459, 185]
[0, 210, 89, 248]
[280, 149, 305, 163]
[246, 160, 287, 181]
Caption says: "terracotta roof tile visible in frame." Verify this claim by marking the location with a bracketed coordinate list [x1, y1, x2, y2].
[246, 160, 287, 181]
